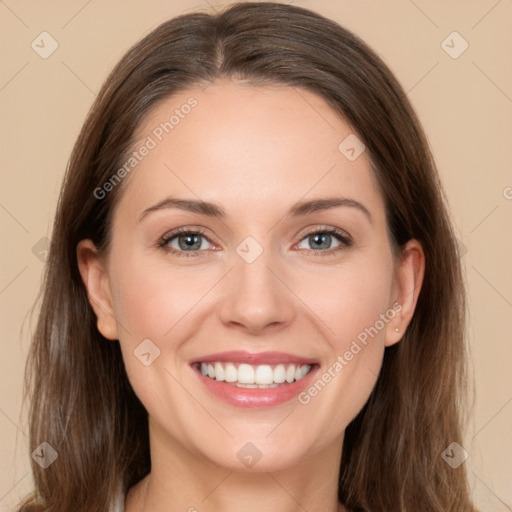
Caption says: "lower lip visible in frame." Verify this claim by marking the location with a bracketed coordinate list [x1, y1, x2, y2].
[193, 365, 319, 408]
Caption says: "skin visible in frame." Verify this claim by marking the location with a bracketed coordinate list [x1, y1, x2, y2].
[78, 78, 424, 512]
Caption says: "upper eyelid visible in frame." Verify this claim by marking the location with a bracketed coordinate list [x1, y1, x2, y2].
[159, 227, 211, 245]
[159, 225, 351, 250]
[300, 225, 351, 239]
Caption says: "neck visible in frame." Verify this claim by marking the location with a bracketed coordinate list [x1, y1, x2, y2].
[126, 423, 348, 512]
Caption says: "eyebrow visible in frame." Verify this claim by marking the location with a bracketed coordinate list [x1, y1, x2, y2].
[137, 196, 372, 224]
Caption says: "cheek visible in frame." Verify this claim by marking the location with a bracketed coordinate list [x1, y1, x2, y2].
[294, 261, 393, 436]
[107, 254, 203, 411]
[295, 254, 395, 350]
[109, 254, 216, 341]
[107, 252, 222, 397]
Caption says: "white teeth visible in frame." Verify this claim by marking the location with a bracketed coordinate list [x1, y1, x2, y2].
[225, 363, 237, 383]
[238, 364, 255, 384]
[214, 362, 225, 382]
[273, 364, 286, 384]
[235, 383, 279, 389]
[295, 365, 310, 381]
[285, 365, 296, 383]
[255, 364, 274, 385]
[198, 361, 312, 386]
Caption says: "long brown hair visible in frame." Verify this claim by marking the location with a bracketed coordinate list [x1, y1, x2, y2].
[20, 2, 477, 511]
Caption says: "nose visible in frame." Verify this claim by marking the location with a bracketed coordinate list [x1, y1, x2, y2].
[218, 246, 296, 335]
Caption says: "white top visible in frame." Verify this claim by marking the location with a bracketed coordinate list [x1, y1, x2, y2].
[111, 491, 125, 512]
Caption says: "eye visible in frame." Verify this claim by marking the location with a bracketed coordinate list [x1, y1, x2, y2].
[158, 227, 215, 257]
[295, 227, 352, 255]
[158, 226, 352, 258]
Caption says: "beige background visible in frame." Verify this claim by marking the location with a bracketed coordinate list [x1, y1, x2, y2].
[1, 0, 511, 510]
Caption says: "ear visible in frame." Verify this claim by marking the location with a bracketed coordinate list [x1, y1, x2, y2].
[385, 239, 425, 347]
[76, 239, 119, 340]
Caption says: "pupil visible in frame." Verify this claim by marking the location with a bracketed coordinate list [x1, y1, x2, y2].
[311, 233, 330, 250]
[179, 234, 201, 250]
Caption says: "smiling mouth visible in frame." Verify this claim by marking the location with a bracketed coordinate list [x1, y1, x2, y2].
[194, 361, 313, 388]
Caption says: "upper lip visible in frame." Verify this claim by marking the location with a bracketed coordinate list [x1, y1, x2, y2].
[190, 350, 318, 366]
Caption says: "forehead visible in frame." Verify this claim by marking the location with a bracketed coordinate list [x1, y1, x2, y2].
[115, 78, 385, 224]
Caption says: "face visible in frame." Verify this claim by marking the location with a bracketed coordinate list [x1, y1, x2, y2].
[79, 78, 422, 473]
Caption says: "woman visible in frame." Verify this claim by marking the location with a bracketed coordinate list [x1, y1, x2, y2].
[19, 2, 478, 511]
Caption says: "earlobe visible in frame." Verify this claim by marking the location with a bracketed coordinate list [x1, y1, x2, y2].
[76, 239, 119, 340]
[385, 239, 425, 347]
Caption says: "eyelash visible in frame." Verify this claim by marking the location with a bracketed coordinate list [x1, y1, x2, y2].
[157, 226, 352, 258]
